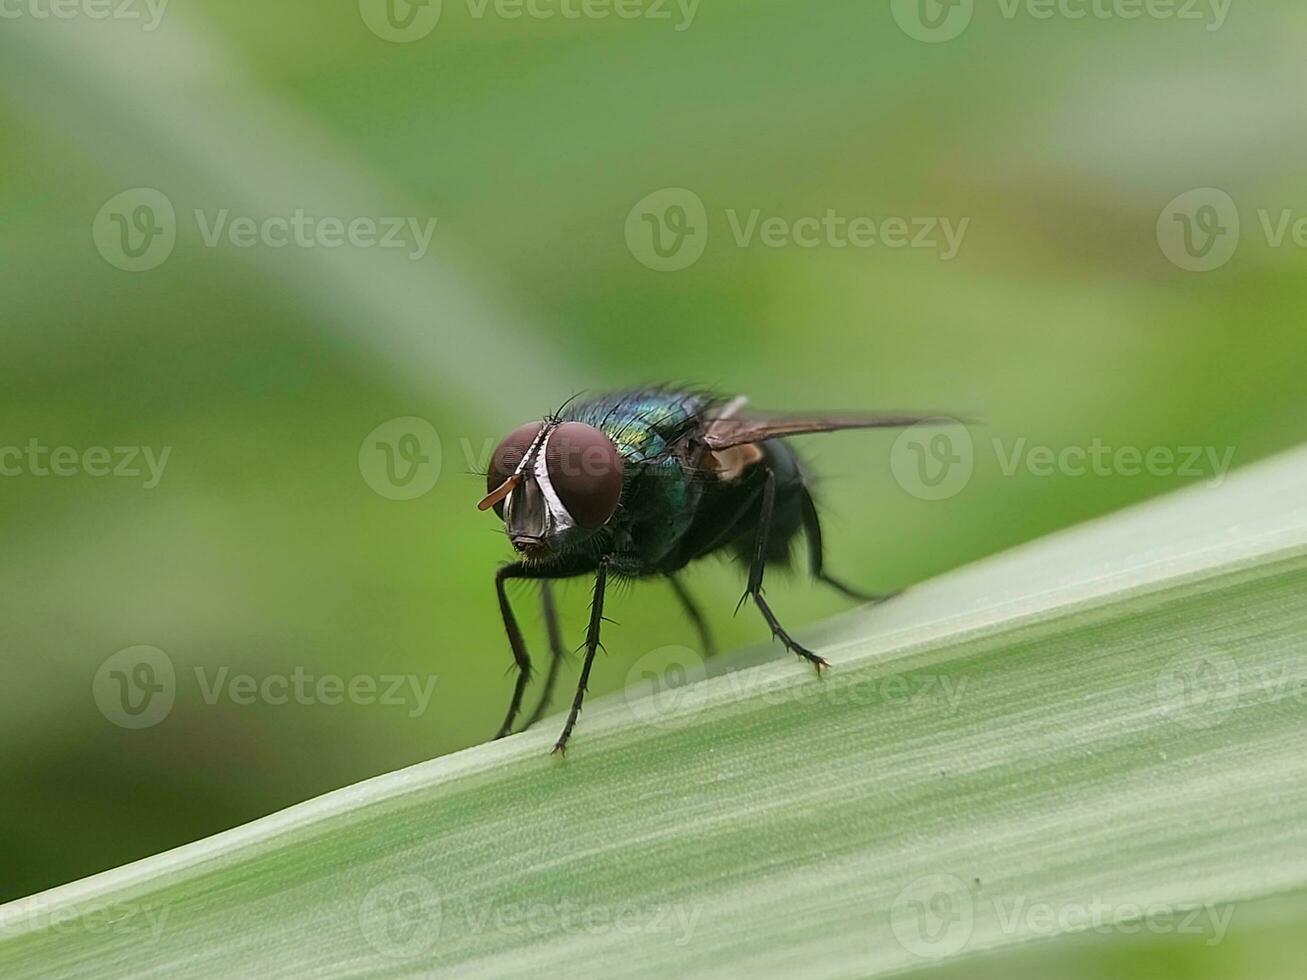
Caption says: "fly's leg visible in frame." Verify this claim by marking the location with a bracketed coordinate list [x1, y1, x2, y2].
[799, 486, 897, 604]
[493, 562, 535, 739]
[668, 575, 717, 658]
[553, 557, 611, 755]
[521, 581, 566, 731]
[742, 469, 829, 672]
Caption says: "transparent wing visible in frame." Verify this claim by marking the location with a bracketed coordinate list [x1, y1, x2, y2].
[699, 409, 964, 450]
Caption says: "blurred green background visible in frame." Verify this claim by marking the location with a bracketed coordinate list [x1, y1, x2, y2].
[3, 0, 1306, 971]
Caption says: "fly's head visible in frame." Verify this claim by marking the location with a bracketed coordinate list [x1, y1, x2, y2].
[478, 420, 624, 561]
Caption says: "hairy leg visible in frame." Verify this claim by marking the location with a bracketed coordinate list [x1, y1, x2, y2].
[742, 469, 829, 671]
[521, 581, 567, 731]
[799, 487, 896, 604]
[552, 558, 612, 755]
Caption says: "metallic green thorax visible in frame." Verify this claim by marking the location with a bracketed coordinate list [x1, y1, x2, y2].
[558, 387, 716, 572]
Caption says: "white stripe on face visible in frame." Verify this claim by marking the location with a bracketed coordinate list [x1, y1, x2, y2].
[532, 428, 576, 533]
[503, 422, 576, 536]
[511, 422, 553, 479]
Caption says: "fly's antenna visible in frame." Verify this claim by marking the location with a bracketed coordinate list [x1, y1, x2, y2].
[477, 474, 520, 512]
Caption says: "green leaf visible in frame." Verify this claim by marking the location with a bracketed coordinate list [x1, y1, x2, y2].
[4, 447, 1307, 979]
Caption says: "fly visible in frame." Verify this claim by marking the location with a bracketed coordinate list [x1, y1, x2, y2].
[477, 386, 957, 754]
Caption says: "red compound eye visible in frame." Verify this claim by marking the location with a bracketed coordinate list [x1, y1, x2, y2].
[484, 422, 543, 518]
[544, 423, 623, 529]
